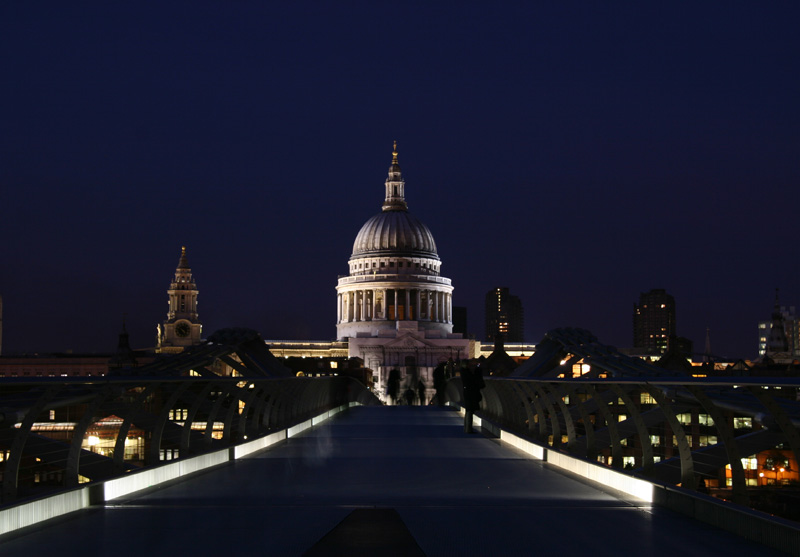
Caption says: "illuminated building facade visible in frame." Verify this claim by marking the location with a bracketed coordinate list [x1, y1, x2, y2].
[0, 355, 113, 378]
[336, 145, 471, 401]
[633, 289, 675, 354]
[156, 247, 202, 353]
[484, 287, 524, 342]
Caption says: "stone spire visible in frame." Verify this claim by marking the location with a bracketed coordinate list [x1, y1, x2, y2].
[177, 246, 190, 269]
[171, 247, 195, 291]
[168, 247, 197, 320]
[117, 315, 131, 351]
[110, 315, 137, 369]
[382, 141, 408, 212]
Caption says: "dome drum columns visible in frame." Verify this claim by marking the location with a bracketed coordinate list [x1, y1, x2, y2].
[337, 288, 453, 326]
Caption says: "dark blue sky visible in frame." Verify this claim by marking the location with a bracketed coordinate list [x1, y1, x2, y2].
[2, 2, 798, 358]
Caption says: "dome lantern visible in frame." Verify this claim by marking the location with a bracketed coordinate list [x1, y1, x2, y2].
[382, 140, 408, 212]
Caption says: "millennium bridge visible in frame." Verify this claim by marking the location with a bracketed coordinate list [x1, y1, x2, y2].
[1, 328, 800, 555]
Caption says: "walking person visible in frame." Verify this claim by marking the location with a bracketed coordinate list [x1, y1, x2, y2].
[461, 361, 485, 433]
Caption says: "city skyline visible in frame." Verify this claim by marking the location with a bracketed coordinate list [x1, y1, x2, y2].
[2, 3, 799, 358]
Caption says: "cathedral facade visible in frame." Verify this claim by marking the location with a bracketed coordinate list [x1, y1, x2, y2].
[336, 145, 472, 402]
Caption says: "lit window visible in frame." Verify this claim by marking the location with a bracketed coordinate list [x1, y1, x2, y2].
[739, 457, 758, 470]
[640, 392, 657, 404]
[697, 414, 715, 427]
[734, 417, 752, 429]
[698, 435, 717, 447]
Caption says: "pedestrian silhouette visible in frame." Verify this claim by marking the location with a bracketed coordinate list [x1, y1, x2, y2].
[417, 379, 426, 406]
[461, 362, 485, 433]
[432, 362, 447, 405]
[387, 369, 401, 404]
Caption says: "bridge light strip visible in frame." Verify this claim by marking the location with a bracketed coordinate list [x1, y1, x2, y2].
[497, 427, 654, 503]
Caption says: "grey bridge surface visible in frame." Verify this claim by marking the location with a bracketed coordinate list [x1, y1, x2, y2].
[1, 406, 765, 556]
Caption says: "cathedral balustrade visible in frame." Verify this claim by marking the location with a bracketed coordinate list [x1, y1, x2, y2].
[0, 375, 379, 505]
[446, 376, 800, 509]
[337, 274, 452, 286]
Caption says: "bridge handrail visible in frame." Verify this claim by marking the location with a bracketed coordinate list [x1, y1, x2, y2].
[445, 375, 800, 511]
[0, 375, 380, 505]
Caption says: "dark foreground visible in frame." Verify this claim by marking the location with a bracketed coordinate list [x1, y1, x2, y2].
[0, 406, 769, 556]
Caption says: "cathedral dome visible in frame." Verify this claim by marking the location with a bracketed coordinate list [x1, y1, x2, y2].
[352, 210, 438, 258]
[350, 142, 439, 260]
[336, 143, 455, 342]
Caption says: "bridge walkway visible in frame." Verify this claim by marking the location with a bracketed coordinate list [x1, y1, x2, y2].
[1, 406, 765, 555]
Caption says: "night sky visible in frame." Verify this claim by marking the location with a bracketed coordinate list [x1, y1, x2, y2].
[2, 3, 798, 359]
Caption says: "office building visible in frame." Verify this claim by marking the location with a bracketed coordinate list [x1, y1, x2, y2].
[633, 289, 675, 354]
[485, 287, 524, 342]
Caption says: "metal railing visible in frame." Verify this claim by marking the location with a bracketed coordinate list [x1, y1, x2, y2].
[447, 376, 800, 507]
[0, 375, 379, 504]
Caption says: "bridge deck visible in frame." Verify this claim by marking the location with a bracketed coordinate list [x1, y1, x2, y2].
[2, 406, 764, 555]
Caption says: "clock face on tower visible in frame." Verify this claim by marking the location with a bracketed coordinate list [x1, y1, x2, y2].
[175, 321, 191, 338]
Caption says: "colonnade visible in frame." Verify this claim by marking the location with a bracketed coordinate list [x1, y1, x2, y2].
[337, 288, 452, 324]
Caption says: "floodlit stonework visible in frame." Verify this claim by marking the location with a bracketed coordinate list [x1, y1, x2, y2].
[336, 144, 472, 401]
[157, 247, 202, 353]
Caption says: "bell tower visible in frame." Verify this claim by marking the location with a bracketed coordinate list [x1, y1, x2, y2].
[157, 246, 202, 353]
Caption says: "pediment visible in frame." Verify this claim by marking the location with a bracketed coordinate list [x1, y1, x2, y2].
[383, 332, 437, 349]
